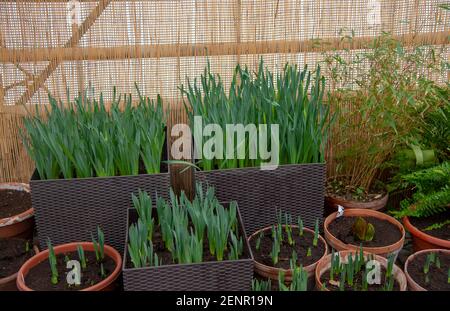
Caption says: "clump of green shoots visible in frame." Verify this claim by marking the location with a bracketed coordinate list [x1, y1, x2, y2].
[352, 217, 375, 242]
[77, 245, 87, 270]
[423, 252, 442, 284]
[252, 278, 272, 291]
[132, 189, 154, 241]
[46, 239, 59, 285]
[128, 219, 161, 267]
[279, 263, 308, 291]
[92, 226, 105, 263]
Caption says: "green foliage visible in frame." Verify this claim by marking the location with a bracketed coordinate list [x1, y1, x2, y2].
[252, 278, 272, 291]
[352, 217, 375, 242]
[313, 219, 319, 247]
[255, 231, 264, 251]
[182, 59, 333, 170]
[228, 231, 243, 261]
[77, 245, 87, 270]
[297, 216, 304, 237]
[92, 226, 105, 263]
[128, 219, 161, 268]
[132, 190, 154, 242]
[46, 239, 59, 285]
[424, 219, 450, 232]
[22, 87, 166, 180]
[278, 265, 308, 291]
[392, 162, 450, 218]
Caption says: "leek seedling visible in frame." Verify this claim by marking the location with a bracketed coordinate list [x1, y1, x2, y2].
[297, 216, 304, 237]
[313, 219, 319, 247]
[92, 226, 105, 263]
[255, 231, 264, 251]
[132, 190, 154, 241]
[306, 247, 312, 257]
[252, 278, 271, 291]
[77, 245, 87, 270]
[47, 239, 59, 285]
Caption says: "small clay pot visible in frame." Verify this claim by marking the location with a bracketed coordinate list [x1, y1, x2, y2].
[0, 183, 34, 239]
[0, 245, 39, 291]
[404, 248, 450, 291]
[324, 208, 405, 258]
[248, 225, 328, 281]
[403, 216, 450, 252]
[16, 242, 122, 291]
[315, 249, 407, 291]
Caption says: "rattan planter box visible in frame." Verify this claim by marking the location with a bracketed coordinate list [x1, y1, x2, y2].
[122, 203, 254, 291]
[195, 163, 326, 236]
[30, 141, 169, 253]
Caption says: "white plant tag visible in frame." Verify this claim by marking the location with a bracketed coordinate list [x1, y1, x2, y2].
[336, 205, 344, 218]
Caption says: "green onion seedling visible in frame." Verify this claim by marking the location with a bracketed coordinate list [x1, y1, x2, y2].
[297, 216, 304, 237]
[92, 226, 105, 263]
[313, 219, 319, 247]
[77, 245, 87, 270]
[47, 239, 59, 285]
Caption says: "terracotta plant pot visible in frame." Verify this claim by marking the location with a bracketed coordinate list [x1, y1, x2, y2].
[404, 248, 450, 291]
[248, 225, 328, 281]
[0, 245, 39, 291]
[324, 193, 389, 216]
[403, 216, 450, 252]
[0, 183, 34, 239]
[315, 250, 407, 291]
[16, 242, 122, 291]
[324, 208, 405, 258]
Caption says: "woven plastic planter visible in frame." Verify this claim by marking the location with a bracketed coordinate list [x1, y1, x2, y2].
[30, 140, 169, 254]
[122, 203, 254, 291]
[195, 163, 326, 236]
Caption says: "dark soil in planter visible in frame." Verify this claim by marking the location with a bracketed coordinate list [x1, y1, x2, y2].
[328, 216, 402, 247]
[409, 210, 450, 241]
[407, 251, 450, 291]
[249, 228, 326, 269]
[320, 266, 401, 291]
[0, 238, 34, 278]
[25, 251, 115, 290]
[0, 189, 31, 219]
[327, 177, 386, 203]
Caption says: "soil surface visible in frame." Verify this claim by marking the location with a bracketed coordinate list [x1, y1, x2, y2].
[0, 189, 31, 219]
[0, 238, 34, 278]
[249, 228, 326, 269]
[326, 177, 386, 203]
[409, 210, 450, 241]
[320, 266, 401, 291]
[328, 216, 402, 247]
[25, 251, 115, 290]
[407, 251, 450, 291]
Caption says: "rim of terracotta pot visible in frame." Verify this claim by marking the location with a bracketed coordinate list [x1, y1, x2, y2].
[16, 242, 122, 291]
[404, 248, 450, 291]
[0, 183, 34, 228]
[324, 208, 405, 255]
[403, 216, 450, 249]
[325, 176, 389, 210]
[315, 249, 407, 291]
[248, 225, 328, 280]
[0, 245, 39, 286]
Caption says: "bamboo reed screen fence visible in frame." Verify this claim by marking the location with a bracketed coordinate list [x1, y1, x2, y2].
[0, 0, 449, 185]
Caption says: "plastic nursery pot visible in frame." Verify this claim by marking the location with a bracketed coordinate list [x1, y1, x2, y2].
[315, 250, 407, 291]
[0, 183, 34, 239]
[404, 249, 450, 291]
[16, 242, 122, 291]
[0, 245, 39, 291]
[248, 225, 328, 281]
[403, 216, 450, 252]
[324, 208, 405, 258]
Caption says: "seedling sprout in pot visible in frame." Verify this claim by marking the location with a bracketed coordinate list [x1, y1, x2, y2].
[248, 211, 328, 282]
[123, 182, 253, 291]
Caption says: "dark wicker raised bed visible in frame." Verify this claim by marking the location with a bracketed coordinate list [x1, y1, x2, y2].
[195, 163, 326, 235]
[30, 138, 169, 253]
[122, 203, 254, 291]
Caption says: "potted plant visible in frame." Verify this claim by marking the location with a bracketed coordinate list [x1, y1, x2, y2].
[0, 183, 34, 239]
[16, 227, 122, 291]
[248, 212, 327, 282]
[183, 60, 333, 234]
[22, 88, 169, 252]
[122, 183, 254, 291]
[324, 34, 447, 216]
[315, 249, 407, 291]
[324, 208, 405, 258]
[391, 162, 450, 251]
[252, 265, 310, 291]
[0, 238, 39, 291]
[404, 249, 450, 291]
